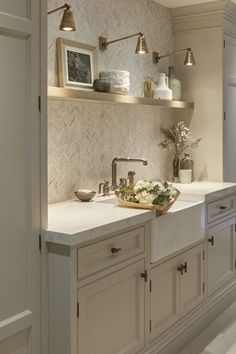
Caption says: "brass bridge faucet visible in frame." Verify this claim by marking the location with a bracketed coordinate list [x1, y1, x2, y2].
[111, 157, 148, 190]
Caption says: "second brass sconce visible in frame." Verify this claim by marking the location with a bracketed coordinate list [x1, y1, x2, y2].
[48, 3, 76, 32]
[99, 32, 149, 54]
[152, 48, 195, 66]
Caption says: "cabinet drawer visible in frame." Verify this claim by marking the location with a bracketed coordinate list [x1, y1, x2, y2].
[77, 227, 145, 279]
[207, 196, 235, 223]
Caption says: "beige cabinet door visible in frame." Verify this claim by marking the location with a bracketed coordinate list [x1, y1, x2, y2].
[150, 257, 180, 341]
[78, 260, 145, 354]
[207, 217, 235, 297]
[179, 244, 204, 316]
[0, 2, 42, 354]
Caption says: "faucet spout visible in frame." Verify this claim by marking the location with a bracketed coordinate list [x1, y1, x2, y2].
[111, 157, 148, 190]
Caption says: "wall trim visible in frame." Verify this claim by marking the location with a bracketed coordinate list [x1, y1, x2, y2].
[0, 310, 32, 342]
[172, 0, 236, 36]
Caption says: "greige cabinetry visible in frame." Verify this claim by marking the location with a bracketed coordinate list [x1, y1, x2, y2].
[206, 196, 236, 297]
[48, 225, 147, 354]
[207, 217, 236, 297]
[150, 243, 204, 341]
[78, 259, 145, 354]
[77, 227, 146, 354]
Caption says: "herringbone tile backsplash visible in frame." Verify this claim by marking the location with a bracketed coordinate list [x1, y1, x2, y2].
[48, 100, 173, 203]
[48, 0, 175, 203]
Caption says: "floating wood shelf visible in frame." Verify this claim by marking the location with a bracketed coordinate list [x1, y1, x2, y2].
[48, 86, 194, 109]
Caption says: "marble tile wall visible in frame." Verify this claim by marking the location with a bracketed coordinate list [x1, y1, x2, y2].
[48, 0, 175, 203]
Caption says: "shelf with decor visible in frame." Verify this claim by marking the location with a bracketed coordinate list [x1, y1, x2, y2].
[48, 86, 194, 109]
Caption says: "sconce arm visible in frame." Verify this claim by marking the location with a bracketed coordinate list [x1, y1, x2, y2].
[47, 3, 70, 15]
[99, 32, 143, 50]
[153, 47, 191, 63]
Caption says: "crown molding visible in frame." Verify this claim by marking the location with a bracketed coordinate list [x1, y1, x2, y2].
[172, 0, 236, 36]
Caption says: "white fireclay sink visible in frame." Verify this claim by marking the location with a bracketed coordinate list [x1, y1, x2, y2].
[150, 199, 205, 263]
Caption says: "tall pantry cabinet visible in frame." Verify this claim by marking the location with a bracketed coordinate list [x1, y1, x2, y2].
[172, 0, 236, 183]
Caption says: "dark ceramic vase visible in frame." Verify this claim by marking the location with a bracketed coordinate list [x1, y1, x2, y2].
[93, 79, 110, 93]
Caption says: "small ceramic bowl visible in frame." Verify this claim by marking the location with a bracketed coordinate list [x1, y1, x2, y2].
[74, 189, 96, 202]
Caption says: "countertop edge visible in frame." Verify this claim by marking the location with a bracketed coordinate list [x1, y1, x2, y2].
[45, 209, 155, 247]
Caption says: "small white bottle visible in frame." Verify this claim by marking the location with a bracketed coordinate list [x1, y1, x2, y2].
[154, 73, 172, 100]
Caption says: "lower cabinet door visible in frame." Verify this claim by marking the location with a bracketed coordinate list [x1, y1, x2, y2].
[179, 244, 204, 316]
[207, 217, 235, 297]
[150, 257, 180, 341]
[78, 260, 145, 354]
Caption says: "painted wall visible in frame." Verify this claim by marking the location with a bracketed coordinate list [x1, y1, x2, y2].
[48, 0, 175, 203]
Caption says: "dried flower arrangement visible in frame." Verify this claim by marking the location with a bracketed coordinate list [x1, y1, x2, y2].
[159, 121, 202, 180]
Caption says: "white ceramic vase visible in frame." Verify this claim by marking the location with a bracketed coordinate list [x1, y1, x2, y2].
[168, 66, 182, 101]
[154, 73, 172, 100]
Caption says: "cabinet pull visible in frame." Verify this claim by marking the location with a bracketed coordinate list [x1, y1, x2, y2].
[208, 236, 215, 246]
[220, 205, 227, 210]
[177, 262, 187, 275]
[111, 247, 122, 254]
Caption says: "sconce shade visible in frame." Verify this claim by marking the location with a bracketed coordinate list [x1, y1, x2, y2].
[135, 34, 149, 54]
[184, 49, 195, 66]
[59, 7, 76, 31]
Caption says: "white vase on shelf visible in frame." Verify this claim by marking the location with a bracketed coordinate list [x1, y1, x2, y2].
[168, 66, 182, 101]
[153, 73, 172, 100]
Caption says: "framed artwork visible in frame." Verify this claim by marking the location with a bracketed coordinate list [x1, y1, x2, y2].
[57, 37, 97, 90]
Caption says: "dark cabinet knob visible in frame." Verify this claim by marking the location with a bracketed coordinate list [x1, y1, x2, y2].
[140, 270, 148, 282]
[220, 205, 227, 210]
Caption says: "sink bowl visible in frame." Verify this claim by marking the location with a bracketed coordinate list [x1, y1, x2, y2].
[95, 196, 117, 204]
[150, 200, 205, 263]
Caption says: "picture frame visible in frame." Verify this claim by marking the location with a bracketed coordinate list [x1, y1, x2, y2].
[57, 37, 98, 90]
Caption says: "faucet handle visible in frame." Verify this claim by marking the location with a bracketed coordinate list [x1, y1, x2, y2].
[119, 178, 127, 189]
[99, 180, 110, 196]
[128, 171, 136, 186]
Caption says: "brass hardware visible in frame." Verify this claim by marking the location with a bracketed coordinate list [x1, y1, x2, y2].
[99, 32, 148, 54]
[152, 47, 195, 66]
[203, 283, 205, 293]
[111, 157, 148, 190]
[141, 270, 148, 282]
[149, 320, 152, 332]
[208, 236, 215, 246]
[219, 205, 227, 210]
[48, 3, 76, 32]
[111, 247, 122, 254]
[177, 262, 187, 275]
[150, 280, 152, 292]
[98, 180, 110, 196]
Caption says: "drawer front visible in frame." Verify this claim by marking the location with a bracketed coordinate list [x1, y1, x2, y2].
[77, 227, 145, 279]
[207, 196, 236, 223]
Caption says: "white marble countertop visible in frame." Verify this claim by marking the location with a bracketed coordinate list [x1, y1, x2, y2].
[45, 181, 236, 247]
[173, 181, 236, 202]
[46, 198, 155, 246]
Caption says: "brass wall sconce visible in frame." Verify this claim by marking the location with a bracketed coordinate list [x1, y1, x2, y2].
[48, 3, 76, 31]
[99, 32, 148, 54]
[152, 48, 195, 65]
